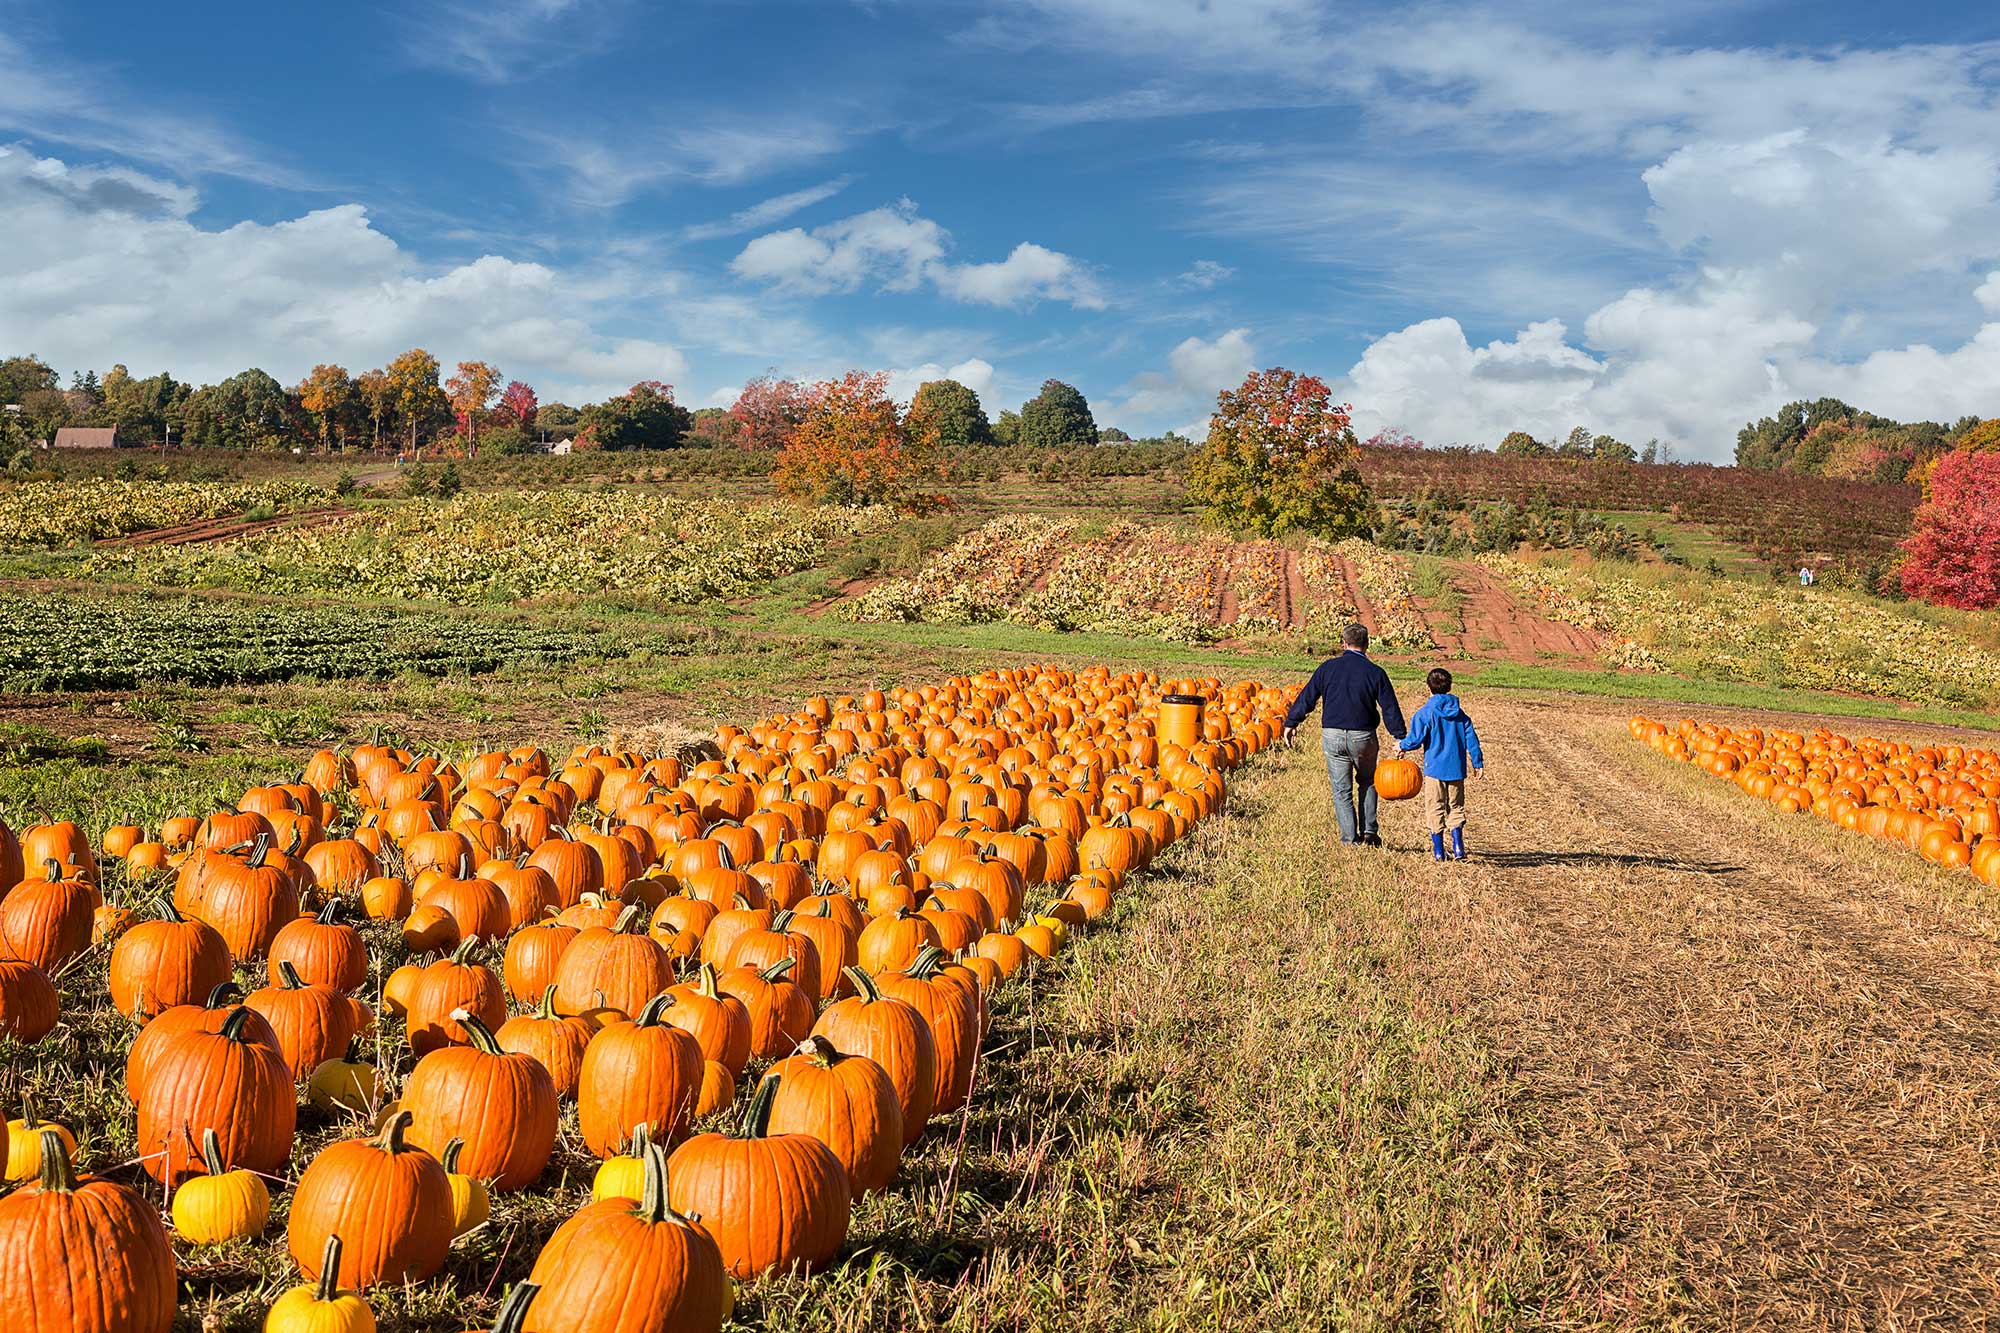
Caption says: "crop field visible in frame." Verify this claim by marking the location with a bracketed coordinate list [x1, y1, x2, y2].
[1, 459, 1997, 1333]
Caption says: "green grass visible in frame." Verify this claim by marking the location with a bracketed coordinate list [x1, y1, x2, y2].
[1587, 510, 1764, 577]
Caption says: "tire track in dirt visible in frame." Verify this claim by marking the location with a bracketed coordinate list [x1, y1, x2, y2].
[1429, 559, 1605, 665]
[1370, 696, 2000, 1330]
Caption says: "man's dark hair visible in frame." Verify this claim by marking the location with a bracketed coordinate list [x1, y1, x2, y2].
[1342, 624, 1369, 650]
[1427, 667, 1453, 694]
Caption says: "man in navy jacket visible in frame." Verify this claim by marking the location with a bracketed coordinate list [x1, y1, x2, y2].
[1282, 624, 1408, 846]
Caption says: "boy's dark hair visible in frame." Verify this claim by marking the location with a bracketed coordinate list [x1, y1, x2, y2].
[1342, 623, 1369, 649]
[1427, 667, 1453, 695]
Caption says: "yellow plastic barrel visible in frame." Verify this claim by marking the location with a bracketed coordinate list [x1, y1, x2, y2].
[1159, 694, 1204, 750]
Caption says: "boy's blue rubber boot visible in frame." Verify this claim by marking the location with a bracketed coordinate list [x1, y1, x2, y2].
[1449, 827, 1466, 860]
[1430, 832, 1446, 862]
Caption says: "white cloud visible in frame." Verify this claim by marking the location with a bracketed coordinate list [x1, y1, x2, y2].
[0, 147, 685, 405]
[733, 201, 1103, 309]
[932, 243, 1105, 309]
[1980, 272, 2000, 315]
[884, 358, 998, 406]
[683, 177, 855, 241]
[1178, 259, 1234, 289]
[732, 200, 947, 293]
[1117, 328, 1256, 422]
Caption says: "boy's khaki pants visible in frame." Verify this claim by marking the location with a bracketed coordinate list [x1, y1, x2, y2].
[1421, 776, 1466, 834]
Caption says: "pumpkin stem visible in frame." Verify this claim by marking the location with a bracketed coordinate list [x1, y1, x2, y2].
[757, 955, 796, 983]
[770, 908, 795, 932]
[41, 856, 60, 881]
[218, 1006, 254, 1043]
[458, 851, 473, 878]
[716, 844, 735, 872]
[36, 1128, 78, 1193]
[613, 903, 644, 934]
[20, 1092, 38, 1129]
[442, 1136, 465, 1173]
[729, 891, 752, 910]
[796, 1034, 839, 1067]
[375, 1108, 416, 1154]
[449, 936, 481, 965]
[315, 897, 346, 925]
[199, 1126, 227, 1177]
[908, 944, 947, 978]
[535, 983, 562, 1023]
[635, 992, 675, 1026]
[842, 965, 882, 1003]
[315, 1234, 345, 1303]
[696, 963, 721, 1000]
[739, 1071, 781, 1140]
[204, 981, 244, 1008]
[247, 831, 273, 869]
[451, 1009, 504, 1056]
[278, 959, 308, 990]
[488, 1281, 540, 1333]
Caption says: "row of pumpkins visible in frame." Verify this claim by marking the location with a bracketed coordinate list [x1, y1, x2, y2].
[0, 666, 1286, 1333]
[1629, 716, 2000, 884]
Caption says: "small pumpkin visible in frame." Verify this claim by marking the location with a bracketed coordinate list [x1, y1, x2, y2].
[246, 961, 367, 1080]
[171, 1127, 270, 1243]
[1373, 757, 1423, 801]
[494, 984, 594, 1098]
[715, 955, 815, 1060]
[0, 857, 102, 973]
[108, 901, 231, 1021]
[308, 1050, 382, 1117]
[268, 899, 369, 992]
[0, 957, 59, 1041]
[3, 1095, 78, 1184]
[439, 1137, 491, 1239]
[404, 939, 507, 1055]
[267, 1234, 377, 1333]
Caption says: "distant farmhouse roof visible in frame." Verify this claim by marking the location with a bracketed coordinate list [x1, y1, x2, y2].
[53, 426, 118, 449]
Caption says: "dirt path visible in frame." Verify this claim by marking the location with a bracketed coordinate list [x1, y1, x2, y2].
[1380, 696, 2000, 1329]
[1428, 558, 1604, 665]
[97, 506, 346, 548]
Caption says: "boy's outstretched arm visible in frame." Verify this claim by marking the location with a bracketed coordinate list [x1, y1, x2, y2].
[1465, 717, 1485, 773]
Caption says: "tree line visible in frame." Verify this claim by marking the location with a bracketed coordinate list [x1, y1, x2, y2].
[1734, 398, 1993, 483]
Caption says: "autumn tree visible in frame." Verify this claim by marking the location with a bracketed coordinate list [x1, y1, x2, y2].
[728, 375, 811, 450]
[775, 370, 944, 509]
[385, 349, 448, 451]
[297, 364, 356, 450]
[576, 381, 691, 450]
[445, 359, 503, 450]
[1184, 367, 1372, 538]
[907, 378, 992, 446]
[356, 369, 394, 449]
[497, 380, 538, 431]
[1900, 449, 2000, 609]
[1017, 379, 1097, 448]
[1495, 431, 1547, 456]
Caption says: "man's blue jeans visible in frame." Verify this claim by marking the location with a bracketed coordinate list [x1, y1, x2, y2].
[1320, 727, 1380, 843]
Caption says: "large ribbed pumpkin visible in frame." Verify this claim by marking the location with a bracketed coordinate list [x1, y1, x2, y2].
[132, 1006, 296, 1184]
[762, 1035, 903, 1196]
[287, 1111, 452, 1290]
[577, 993, 704, 1158]
[525, 1144, 730, 1333]
[811, 966, 935, 1146]
[1373, 757, 1422, 801]
[667, 1072, 851, 1280]
[404, 1011, 558, 1190]
[0, 1130, 176, 1333]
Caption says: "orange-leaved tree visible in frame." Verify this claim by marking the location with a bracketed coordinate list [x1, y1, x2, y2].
[1184, 367, 1373, 537]
[445, 359, 503, 451]
[775, 370, 945, 508]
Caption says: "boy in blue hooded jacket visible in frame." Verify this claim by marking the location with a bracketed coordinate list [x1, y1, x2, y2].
[1395, 668, 1485, 861]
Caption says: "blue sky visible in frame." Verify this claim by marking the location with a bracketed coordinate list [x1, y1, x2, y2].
[2, 0, 1998, 458]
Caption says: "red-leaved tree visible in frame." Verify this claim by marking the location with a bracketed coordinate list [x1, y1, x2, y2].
[1900, 448, 2000, 609]
[498, 380, 538, 431]
[774, 371, 944, 509]
[729, 375, 811, 450]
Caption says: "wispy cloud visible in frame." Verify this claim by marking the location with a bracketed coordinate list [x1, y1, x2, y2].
[515, 116, 851, 208]
[0, 33, 308, 187]
[684, 177, 857, 241]
[400, 0, 627, 84]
